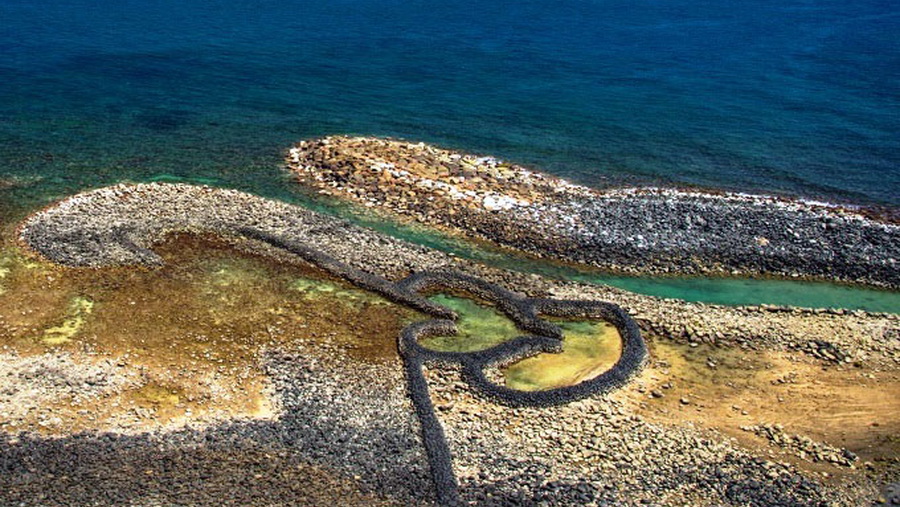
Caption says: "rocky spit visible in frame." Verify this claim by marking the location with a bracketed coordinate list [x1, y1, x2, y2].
[288, 136, 900, 289]
[4, 182, 899, 505]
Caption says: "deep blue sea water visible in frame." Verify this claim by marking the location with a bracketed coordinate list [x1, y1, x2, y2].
[2, 0, 898, 207]
[1, 0, 898, 311]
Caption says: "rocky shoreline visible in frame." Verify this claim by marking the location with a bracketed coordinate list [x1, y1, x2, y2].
[288, 136, 900, 289]
[5, 182, 897, 505]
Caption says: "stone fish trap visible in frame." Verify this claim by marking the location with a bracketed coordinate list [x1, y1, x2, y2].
[244, 231, 646, 505]
[17, 185, 647, 506]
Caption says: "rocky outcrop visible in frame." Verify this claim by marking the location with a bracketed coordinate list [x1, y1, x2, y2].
[288, 136, 900, 289]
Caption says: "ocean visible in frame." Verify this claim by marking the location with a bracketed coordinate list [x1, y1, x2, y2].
[1, 0, 898, 311]
[2, 0, 898, 210]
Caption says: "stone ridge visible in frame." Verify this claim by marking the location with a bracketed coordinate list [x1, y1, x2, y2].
[287, 136, 900, 288]
[16, 182, 455, 278]
[394, 270, 646, 505]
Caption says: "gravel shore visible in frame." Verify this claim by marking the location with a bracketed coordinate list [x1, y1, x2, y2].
[288, 136, 900, 288]
[5, 182, 898, 505]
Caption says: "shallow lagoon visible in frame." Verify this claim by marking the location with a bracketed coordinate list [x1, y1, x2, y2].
[0, 233, 627, 433]
[0, 234, 420, 433]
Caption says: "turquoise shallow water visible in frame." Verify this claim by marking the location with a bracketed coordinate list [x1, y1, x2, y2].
[573, 273, 900, 314]
[373, 219, 900, 314]
[1, 0, 897, 313]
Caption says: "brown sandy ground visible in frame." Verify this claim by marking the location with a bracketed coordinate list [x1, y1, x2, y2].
[3, 233, 896, 503]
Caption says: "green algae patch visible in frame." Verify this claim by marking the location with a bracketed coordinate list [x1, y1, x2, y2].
[1, 233, 424, 433]
[0, 250, 42, 295]
[0, 265, 9, 295]
[504, 319, 622, 391]
[418, 294, 520, 352]
[41, 296, 94, 345]
[415, 294, 623, 390]
[291, 277, 392, 307]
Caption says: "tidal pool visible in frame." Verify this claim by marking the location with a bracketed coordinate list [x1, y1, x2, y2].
[418, 294, 521, 353]
[504, 319, 622, 392]
[419, 295, 623, 390]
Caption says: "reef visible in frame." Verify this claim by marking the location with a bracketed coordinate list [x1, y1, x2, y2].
[288, 136, 900, 289]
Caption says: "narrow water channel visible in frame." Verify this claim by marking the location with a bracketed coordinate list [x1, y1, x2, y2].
[344, 207, 900, 314]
